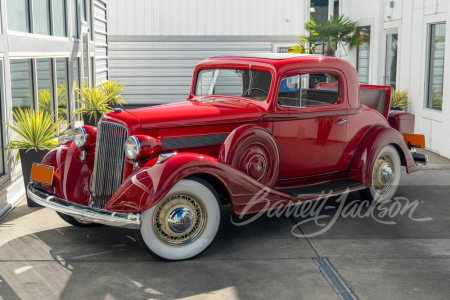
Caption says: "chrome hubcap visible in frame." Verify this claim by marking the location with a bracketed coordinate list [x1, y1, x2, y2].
[380, 164, 393, 185]
[373, 154, 395, 194]
[167, 207, 195, 234]
[153, 193, 207, 247]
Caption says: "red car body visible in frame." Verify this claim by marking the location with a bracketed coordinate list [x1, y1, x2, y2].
[34, 54, 421, 216]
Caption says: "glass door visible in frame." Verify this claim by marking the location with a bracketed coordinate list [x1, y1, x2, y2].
[385, 29, 398, 89]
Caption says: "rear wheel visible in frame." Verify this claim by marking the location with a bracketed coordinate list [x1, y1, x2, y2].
[56, 212, 103, 228]
[135, 177, 222, 261]
[359, 144, 401, 203]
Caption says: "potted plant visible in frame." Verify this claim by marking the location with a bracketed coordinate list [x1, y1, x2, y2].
[390, 88, 411, 111]
[288, 15, 368, 56]
[99, 80, 126, 108]
[3, 108, 71, 207]
[74, 82, 126, 126]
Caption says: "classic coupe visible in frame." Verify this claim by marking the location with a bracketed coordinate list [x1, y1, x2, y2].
[28, 53, 427, 261]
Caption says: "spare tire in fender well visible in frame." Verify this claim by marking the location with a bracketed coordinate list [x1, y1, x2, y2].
[218, 124, 280, 188]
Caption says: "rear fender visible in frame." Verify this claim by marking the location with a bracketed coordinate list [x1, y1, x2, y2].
[104, 153, 291, 215]
[347, 125, 419, 186]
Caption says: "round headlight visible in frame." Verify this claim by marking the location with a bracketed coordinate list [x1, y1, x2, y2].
[125, 136, 140, 160]
[73, 127, 87, 148]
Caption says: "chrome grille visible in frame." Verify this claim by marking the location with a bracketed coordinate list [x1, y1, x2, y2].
[90, 121, 128, 209]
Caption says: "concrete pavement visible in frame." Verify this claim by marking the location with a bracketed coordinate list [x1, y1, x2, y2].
[0, 149, 449, 299]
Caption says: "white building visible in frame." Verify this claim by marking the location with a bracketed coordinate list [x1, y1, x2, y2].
[339, 0, 450, 159]
[108, 0, 450, 159]
[0, 0, 109, 218]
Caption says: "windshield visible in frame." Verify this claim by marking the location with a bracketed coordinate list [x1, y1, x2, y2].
[195, 68, 272, 101]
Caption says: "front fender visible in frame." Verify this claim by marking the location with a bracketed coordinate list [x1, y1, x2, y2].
[104, 153, 291, 214]
[347, 125, 419, 186]
[39, 142, 94, 205]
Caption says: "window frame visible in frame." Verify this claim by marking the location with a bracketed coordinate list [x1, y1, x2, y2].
[7, 0, 70, 40]
[425, 22, 446, 111]
[0, 59, 8, 181]
[32, 0, 52, 36]
[275, 68, 346, 113]
[52, 0, 69, 38]
[356, 25, 371, 84]
[9, 57, 36, 111]
[193, 67, 274, 102]
[71, 0, 79, 40]
[6, 0, 33, 33]
[72, 55, 82, 123]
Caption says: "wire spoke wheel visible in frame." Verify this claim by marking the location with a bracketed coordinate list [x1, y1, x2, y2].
[373, 154, 395, 194]
[360, 145, 401, 203]
[153, 193, 207, 247]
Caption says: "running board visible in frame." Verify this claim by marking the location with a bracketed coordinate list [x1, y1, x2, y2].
[278, 179, 365, 198]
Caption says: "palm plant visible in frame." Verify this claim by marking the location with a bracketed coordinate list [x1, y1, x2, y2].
[3, 108, 71, 165]
[390, 89, 411, 110]
[288, 15, 368, 56]
[99, 80, 126, 107]
[74, 83, 117, 124]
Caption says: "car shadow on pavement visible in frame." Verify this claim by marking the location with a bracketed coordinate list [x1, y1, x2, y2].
[1, 181, 449, 299]
[0, 204, 328, 299]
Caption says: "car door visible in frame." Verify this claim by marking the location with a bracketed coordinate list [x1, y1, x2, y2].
[270, 70, 348, 180]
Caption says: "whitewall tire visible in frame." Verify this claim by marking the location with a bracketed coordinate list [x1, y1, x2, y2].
[136, 177, 222, 261]
[359, 144, 401, 203]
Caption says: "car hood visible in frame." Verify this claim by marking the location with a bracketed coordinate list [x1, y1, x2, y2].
[126, 98, 265, 130]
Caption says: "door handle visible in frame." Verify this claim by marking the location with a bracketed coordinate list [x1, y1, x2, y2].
[337, 119, 348, 124]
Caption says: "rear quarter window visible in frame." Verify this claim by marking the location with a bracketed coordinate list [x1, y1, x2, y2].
[278, 73, 340, 107]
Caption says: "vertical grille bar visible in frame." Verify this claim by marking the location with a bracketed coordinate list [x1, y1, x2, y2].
[90, 121, 128, 209]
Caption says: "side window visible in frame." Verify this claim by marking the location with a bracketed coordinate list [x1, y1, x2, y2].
[278, 73, 340, 107]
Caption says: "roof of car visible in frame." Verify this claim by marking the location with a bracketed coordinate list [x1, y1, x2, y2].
[210, 53, 317, 60]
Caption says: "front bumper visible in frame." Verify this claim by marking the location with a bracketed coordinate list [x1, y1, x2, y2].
[27, 182, 141, 229]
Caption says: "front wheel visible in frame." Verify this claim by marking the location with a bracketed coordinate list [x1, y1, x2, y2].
[359, 144, 401, 203]
[135, 177, 222, 261]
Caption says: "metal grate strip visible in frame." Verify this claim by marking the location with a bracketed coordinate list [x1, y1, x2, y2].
[314, 258, 357, 300]
[90, 121, 128, 209]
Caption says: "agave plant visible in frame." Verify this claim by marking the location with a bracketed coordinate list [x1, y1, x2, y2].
[74, 83, 118, 124]
[288, 15, 368, 56]
[390, 89, 411, 110]
[3, 108, 71, 165]
[99, 80, 126, 107]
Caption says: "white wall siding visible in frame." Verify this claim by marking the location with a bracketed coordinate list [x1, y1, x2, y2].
[108, 0, 307, 36]
[109, 36, 298, 105]
[95, 0, 108, 82]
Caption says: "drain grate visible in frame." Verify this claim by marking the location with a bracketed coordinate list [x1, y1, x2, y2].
[314, 258, 357, 300]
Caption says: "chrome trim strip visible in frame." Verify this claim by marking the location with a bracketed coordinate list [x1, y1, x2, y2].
[27, 182, 141, 229]
[157, 152, 177, 164]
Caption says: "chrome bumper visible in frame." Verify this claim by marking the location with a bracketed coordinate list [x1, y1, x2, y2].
[27, 182, 141, 229]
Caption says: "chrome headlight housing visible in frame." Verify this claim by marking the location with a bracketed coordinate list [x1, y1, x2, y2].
[73, 127, 87, 148]
[125, 136, 140, 160]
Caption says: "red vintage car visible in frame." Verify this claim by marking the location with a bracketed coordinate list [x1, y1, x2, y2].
[28, 53, 427, 261]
